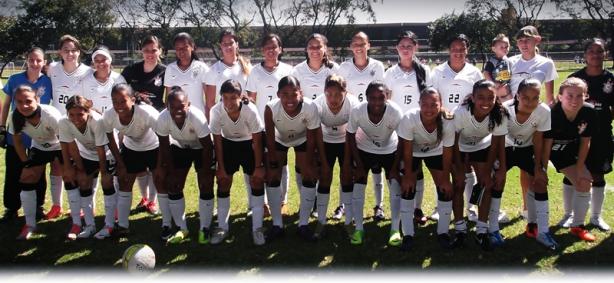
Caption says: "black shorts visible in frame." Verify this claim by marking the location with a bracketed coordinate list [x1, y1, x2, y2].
[505, 146, 535, 176]
[586, 134, 613, 174]
[120, 146, 158, 174]
[411, 155, 443, 171]
[171, 145, 203, 169]
[462, 146, 490, 163]
[357, 149, 395, 176]
[324, 142, 345, 168]
[82, 158, 116, 176]
[27, 148, 62, 167]
[549, 142, 579, 172]
[222, 138, 255, 175]
[275, 141, 306, 153]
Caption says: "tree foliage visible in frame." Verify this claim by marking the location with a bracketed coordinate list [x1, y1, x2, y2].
[428, 12, 498, 55]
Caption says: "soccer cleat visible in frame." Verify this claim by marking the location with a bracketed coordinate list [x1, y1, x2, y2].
[297, 225, 316, 242]
[45, 205, 62, 220]
[146, 201, 159, 215]
[344, 224, 355, 239]
[198, 227, 211, 244]
[265, 225, 284, 242]
[489, 231, 505, 247]
[0, 209, 18, 224]
[113, 225, 130, 238]
[570, 226, 596, 242]
[350, 230, 365, 245]
[77, 225, 96, 239]
[388, 230, 402, 247]
[210, 228, 228, 245]
[400, 235, 413, 251]
[414, 208, 427, 226]
[94, 226, 114, 240]
[525, 223, 538, 238]
[373, 205, 385, 221]
[280, 203, 288, 216]
[252, 227, 266, 246]
[467, 209, 478, 223]
[498, 210, 510, 224]
[589, 217, 611, 231]
[451, 232, 466, 249]
[136, 197, 148, 211]
[536, 232, 558, 250]
[16, 225, 34, 240]
[475, 233, 493, 251]
[67, 224, 82, 241]
[437, 233, 452, 249]
[332, 205, 344, 220]
[264, 204, 271, 217]
[557, 213, 573, 228]
[167, 229, 189, 244]
[160, 226, 174, 241]
[429, 209, 439, 221]
[311, 201, 318, 219]
[246, 209, 253, 217]
[313, 222, 326, 240]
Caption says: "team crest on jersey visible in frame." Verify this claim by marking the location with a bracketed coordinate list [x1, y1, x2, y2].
[189, 127, 195, 134]
[192, 69, 200, 79]
[577, 122, 588, 135]
[36, 87, 46, 98]
[387, 124, 394, 130]
[370, 70, 375, 77]
[603, 79, 613, 94]
[154, 76, 162, 87]
[45, 126, 53, 133]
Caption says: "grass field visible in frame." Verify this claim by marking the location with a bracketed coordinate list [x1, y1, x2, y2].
[0, 65, 613, 273]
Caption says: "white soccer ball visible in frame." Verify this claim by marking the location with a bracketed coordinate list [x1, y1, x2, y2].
[122, 244, 155, 273]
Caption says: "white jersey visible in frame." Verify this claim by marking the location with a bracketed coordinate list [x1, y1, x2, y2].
[454, 105, 508, 152]
[397, 108, 455, 157]
[338, 58, 385, 103]
[8, 104, 62, 151]
[347, 101, 403, 154]
[291, 60, 340, 100]
[103, 104, 159, 151]
[245, 62, 293, 119]
[155, 106, 211, 149]
[209, 101, 263, 142]
[267, 98, 320, 147]
[384, 63, 432, 113]
[59, 111, 109, 161]
[431, 62, 483, 111]
[503, 100, 551, 148]
[80, 71, 127, 113]
[314, 94, 359, 143]
[508, 54, 558, 96]
[164, 60, 209, 112]
[204, 60, 249, 102]
[48, 62, 92, 114]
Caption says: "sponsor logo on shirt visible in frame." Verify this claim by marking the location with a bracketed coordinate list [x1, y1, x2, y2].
[578, 122, 588, 135]
[603, 79, 613, 94]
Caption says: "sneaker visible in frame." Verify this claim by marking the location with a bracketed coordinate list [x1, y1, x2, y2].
[429, 209, 440, 221]
[297, 225, 315, 242]
[16, 225, 34, 240]
[570, 226, 596, 242]
[350, 229, 365, 245]
[557, 213, 573, 228]
[332, 206, 344, 220]
[400, 235, 413, 251]
[160, 225, 174, 241]
[136, 197, 148, 210]
[146, 202, 159, 215]
[344, 223, 355, 239]
[313, 222, 326, 240]
[280, 203, 288, 216]
[388, 230, 402, 247]
[467, 209, 478, 223]
[167, 229, 189, 244]
[590, 217, 611, 231]
[67, 224, 81, 241]
[475, 232, 492, 251]
[373, 206, 385, 221]
[498, 210, 510, 224]
[264, 204, 271, 218]
[94, 226, 114, 240]
[0, 209, 18, 224]
[451, 232, 466, 249]
[437, 233, 452, 249]
[113, 225, 130, 238]
[210, 227, 229, 245]
[198, 227, 211, 244]
[525, 223, 538, 238]
[536, 232, 558, 250]
[77, 225, 96, 239]
[253, 227, 266, 246]
[414, 208, 427, 226]
[45, 205, 62, 220]
[265, 225, 284, 242]
[489, 231, 505, 247]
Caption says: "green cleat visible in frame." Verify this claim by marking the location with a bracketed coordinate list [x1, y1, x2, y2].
[350, 229, 365, 245]
[167, 230, 188, 244]
[198, 227, 211, 245]
[388, 230, 402, 247]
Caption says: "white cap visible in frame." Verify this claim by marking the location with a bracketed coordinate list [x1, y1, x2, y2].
[91, 49, 112, 63]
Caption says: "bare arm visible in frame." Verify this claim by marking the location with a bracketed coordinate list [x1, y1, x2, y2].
[545, 80, 555, 106]
[204, 83, 215, 120]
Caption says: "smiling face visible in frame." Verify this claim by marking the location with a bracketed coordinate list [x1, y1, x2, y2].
[142, 42, 161, 65]
[560, 85, 586, 114]
[26, 50, 46, 75]
[112, 89, 135, 115]
[60, 41, 80, 64]
[220, 34, 239, 61]
[516, 36, 539, 57]
[15, 89, 39, 117]
[277, 84, 302, 113]
[472, 87, 496, 118]
[222, 91, 242, 113]
[68, 107, 89, 129]
[174, 38, 194, 64]
[396, 37, 417, 61]
[366, 85, 387, 115]
[350, 33, 370, 59]
[419, 92, 442, 122]
[517, 85, 540, 114]
[324, 85, 345, 111]
[93, 54, 111, 75]
[448, 39, 468, 65]
[262, 38, 282, 63]
[168, 94, 190, 122]
[307, 37, 326, 65]
[585, 42, 606, 69]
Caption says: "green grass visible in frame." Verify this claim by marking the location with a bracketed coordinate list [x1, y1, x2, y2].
[0, 68, 613, 272]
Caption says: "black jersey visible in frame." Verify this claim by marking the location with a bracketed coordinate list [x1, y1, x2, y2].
[568, 68, 614, 135]
[121, 61, 166, 110]
[545, 102, 596, 152]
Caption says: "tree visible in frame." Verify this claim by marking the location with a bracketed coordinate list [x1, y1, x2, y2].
[429, 12, 498, 57]
[466, 0, 547, 35]
[301, 0, 376, 46]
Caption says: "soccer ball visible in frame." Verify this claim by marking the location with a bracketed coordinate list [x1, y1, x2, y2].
[122, 244, 155, 273]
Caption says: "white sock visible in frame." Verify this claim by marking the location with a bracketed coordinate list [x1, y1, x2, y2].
[251, 194, 265, 231]
[316, 192, 330, 225]
[169, 196, 187, 231]
[281, 165, 289, 204]
[20, 190, 37, 228]
[243, 173, 252, 209]
[103, 189, 118, 228]
[266, 185, 283, 227]
[414, 178, 425, 209]
[535, 198, 550, 234]
[217, 196, 231, 231]
[591, 185, 605, 219]
[117, 191, 132, 228]
[572, 191, 591, 227]
[67, 189, 82, 226]
[400, 198, 415, 236]
[464, 172, 476, 211]
[91, 177, 99, 212]
[563, 183, 575, 216]
[298, 185, 316, 226]
[199, 197, 214, 230]
[157, 193, 172, 227]
[342, 191, 353, 225]
[147, 172, 156, 203]
[136, 175, 148, 201]
[81, 193, 95, 227]
[50, 175, 63, 207]
[437, 200, 453, 234]
[526, 190, 537, 223]
[389, 179, 401, 231]
[488, 197, 501, 233]
[352, 183, 366, 231]
[476, 220, 488, 234]
[373, 173, 384, 207]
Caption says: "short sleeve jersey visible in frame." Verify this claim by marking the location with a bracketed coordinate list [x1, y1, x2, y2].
[80, 71, 127, 113]
[313, 94, 359, 143]
[245, 62, 294, 119]
[568, 68, 614, 135]
[384, 63, 432, 113]
[155, 106, 211, 149]
[346, 101, 403, 154]
[204, 60, 250, 103]
[338, 58, 385, 103]
[121, 61, 166, 111]
[267, 98, 320, 147]
[48, 61, 92, 114]
[431, 62, 483, 111]
[103, 104, 159, 151]
[59, 111, 109, 161]
[397, 108, 455, 157]
[503, 100, 551, 147]
[164, 60, 209, 112]
[544, 102, 596, 152]
[454, 105, 508, 152]
[8, 104, 62, 151]
[509, 54, 558, 95]
[209, 101, 264, 142]
[291, 60, 340, 100]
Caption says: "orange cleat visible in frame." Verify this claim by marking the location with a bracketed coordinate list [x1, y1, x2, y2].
[525, 223, 538, 239]
[570, 226, 596, 242]
[16, 225, 34, 240]
[67, 224, 81, 241]
[45, 205, 63, 220]
[146, 201, 159, 215]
